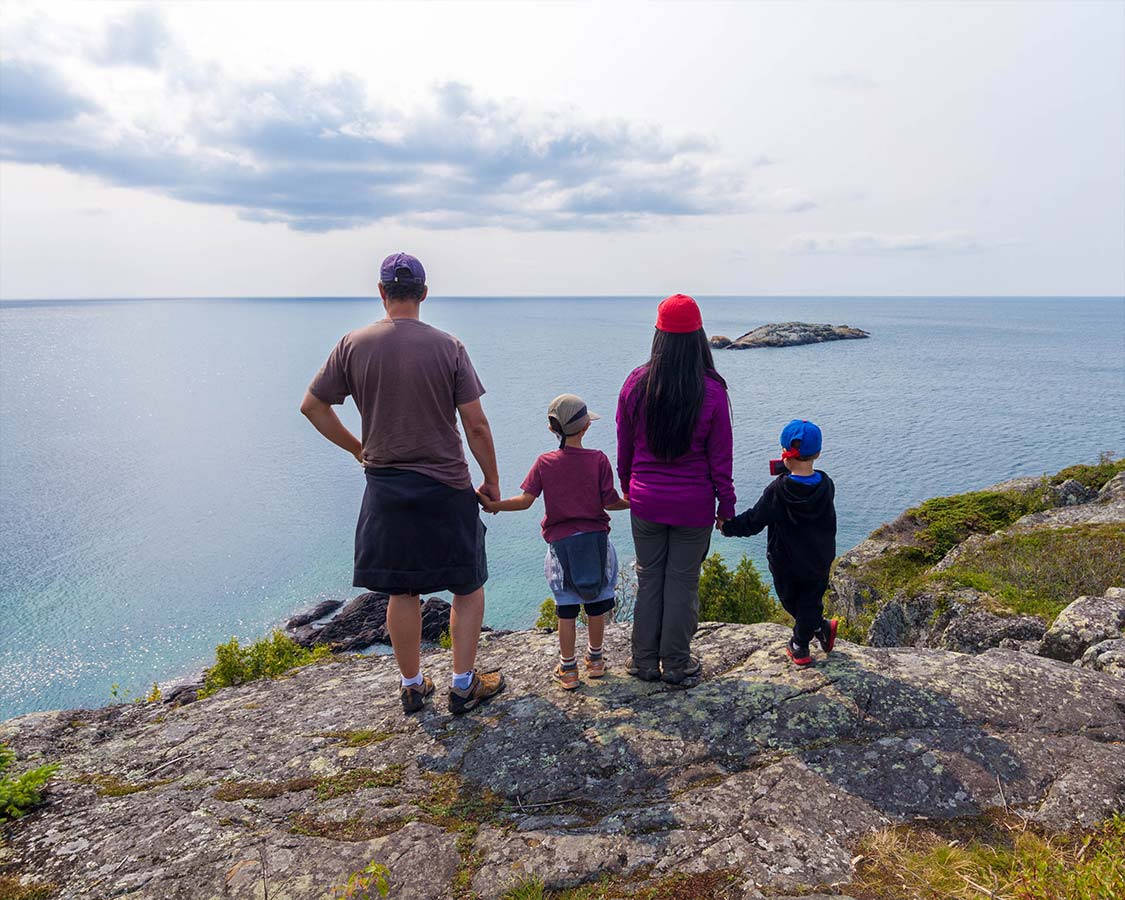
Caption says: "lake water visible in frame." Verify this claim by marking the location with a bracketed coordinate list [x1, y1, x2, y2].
[1, 296, 1123, 718]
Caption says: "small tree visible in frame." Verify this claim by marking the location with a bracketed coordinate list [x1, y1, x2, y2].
[699, 553, 782, 625]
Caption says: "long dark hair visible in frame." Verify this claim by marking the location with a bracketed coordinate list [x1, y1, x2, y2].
[641, 329, 727, 461]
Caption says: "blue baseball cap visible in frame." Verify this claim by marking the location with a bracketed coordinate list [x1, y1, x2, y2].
[380, 252, 426, 286]
[780, 419, 822, 457]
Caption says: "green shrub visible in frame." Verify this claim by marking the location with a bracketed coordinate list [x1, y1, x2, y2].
[438, 629, 452, 650]
[1050, 452, 1124, 491]
[535, 598, 559, 630]
[699, 554, 785, 625]
[923, 524, 1125, 619]
[198, 631, 331, 698]
[910, 489, 1048, 562]
[0, 744, 59, 823]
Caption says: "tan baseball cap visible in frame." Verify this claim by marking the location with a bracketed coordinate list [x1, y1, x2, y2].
[547, 393, 600, 436]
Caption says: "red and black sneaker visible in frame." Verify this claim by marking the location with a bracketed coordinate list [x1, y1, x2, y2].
[815, 619, 838, 655]
[785, 639, 814, 668]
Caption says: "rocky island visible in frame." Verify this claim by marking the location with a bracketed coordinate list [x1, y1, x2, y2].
[2, 459, 1123, 900]
[710, 323, 869, 350]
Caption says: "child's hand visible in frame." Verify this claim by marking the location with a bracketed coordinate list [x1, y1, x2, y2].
[476, 491, 499, 514]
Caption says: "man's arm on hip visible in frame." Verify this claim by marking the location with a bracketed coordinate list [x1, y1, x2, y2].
[458, 398, 500, 500]
[300, 390, 364, 465]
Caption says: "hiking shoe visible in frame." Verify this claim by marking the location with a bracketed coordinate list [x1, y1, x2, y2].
[786, 639, 814, 668]
[553, 664, 580, 690]
[661, 655, 702, 685]
[584, 654, 607, 679]
[400, 675, 435, 714]
[626, 657, 661, 682]
[815, 619, 838, 655]
[448, 669, 506, 714]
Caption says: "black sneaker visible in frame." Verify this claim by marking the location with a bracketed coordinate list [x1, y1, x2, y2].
[815, 619, 838, 655]
[448, 669, 505, 715]
[785, 639, 814, 668]
[626, 657, 661, 682]
[661, 655, 702, 685]
[400, 675, 435, 714]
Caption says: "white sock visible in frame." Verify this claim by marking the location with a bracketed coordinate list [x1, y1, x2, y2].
[401, 672, 424, 688]
[452, 670, 474, 690]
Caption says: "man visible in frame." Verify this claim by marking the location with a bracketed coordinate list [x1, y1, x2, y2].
[300, 252, 505, 716]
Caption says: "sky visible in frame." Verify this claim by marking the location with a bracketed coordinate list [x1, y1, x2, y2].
[0, 0, 1123, 299]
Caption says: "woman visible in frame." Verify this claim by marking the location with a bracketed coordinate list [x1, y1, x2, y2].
[616, 294, 735, 684]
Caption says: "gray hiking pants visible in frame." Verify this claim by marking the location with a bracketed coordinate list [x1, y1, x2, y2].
[630, 514, 712, 670]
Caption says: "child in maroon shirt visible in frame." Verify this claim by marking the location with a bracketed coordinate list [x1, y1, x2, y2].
[481, 394, 630, 689]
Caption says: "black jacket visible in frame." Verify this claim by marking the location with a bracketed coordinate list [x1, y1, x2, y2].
[721, 472, 836, 582]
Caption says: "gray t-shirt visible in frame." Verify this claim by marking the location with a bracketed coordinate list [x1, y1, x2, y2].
[308, 317, 485, 489]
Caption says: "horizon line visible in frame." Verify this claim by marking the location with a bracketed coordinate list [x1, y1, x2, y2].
[2, 293, 1123, 306]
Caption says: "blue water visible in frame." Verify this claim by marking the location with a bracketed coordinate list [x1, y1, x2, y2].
[1, 296, 1122, 718]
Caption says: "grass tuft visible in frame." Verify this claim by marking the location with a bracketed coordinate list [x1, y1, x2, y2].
[318, 729, 394, 748]
[849, 812, 1125, 900]
[0, 877, 57, 900]
[316, 764, 405, 800]
[74, 773, 172, 798]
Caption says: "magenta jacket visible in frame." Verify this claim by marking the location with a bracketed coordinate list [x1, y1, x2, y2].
[616, 365, 737, 528]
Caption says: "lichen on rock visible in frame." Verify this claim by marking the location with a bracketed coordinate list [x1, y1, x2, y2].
[2, 621, 1124, 899]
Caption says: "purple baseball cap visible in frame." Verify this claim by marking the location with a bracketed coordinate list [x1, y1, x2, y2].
[379, 252, 426, 286]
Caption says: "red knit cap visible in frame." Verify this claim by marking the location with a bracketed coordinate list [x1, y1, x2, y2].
[655, 293, 703, 333]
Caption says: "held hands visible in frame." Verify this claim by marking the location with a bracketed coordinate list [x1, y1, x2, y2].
[715, 516, 727, 533]
[477, 481, 501, 514]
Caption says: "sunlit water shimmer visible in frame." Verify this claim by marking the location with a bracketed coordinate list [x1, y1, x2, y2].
[2, 296, 1123, 717]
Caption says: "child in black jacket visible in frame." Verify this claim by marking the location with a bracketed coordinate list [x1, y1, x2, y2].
[721, 420, 837, 667]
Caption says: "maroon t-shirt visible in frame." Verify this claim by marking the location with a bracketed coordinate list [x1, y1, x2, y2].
[521, 447, 622, 543]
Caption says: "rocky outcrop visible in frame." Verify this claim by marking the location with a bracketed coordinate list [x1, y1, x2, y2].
[715, 322, 869, 350]
[3, 622, 1124, 900]
[828, 462, 1125, 652]
[867, 588, 1046, 652]
[1078, 639, 1125, 677]
[1039, 588, 1125, 662]
[288, 593, 454, 652]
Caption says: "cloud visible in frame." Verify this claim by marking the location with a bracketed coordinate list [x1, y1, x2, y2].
[0, 61, 96, 124]
[0, 33, 793, 233]
[88, 6, 170, 68]
[815, 72, 878, 91]
[786, 232, 994, 255]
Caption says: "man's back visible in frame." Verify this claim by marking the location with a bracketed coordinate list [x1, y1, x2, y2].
[308, 317, 485, 488]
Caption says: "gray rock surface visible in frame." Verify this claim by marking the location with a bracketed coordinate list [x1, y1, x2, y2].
[1040, 588, 1125, 662]
[709, 334, 733, 349]
[1077, 638, 1125, 677]
[719, 322, 870, 350]
[866, 589, 1045, 653]
[4, 622, 1124, 899]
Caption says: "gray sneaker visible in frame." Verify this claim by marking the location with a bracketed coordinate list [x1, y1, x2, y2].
[661, 655, 702, 685]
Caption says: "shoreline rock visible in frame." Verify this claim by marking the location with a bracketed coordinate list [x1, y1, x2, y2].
[712, 322, 869, 350]
[287, 592, 456, 651]
[4, 621, 1124, 899]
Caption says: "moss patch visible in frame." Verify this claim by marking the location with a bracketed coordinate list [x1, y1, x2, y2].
[317, 729, 394, 748]
[921, 524, 1125, 619]
[909, 489, 1049, 561]
[212, 777, 317, 802]
[417, 772, 505, 827]
[316, 763, 405, 800]
[74, 773, 172, 798]
[846, 811, 1125, 900]
[499, 868, 740, 899]
[0, 877, 56, 900]
[290, 812, 403, 842]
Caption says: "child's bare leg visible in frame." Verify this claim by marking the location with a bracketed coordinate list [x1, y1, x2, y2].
[558, 617, 577, 660]
[587, 613, 606, 653]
